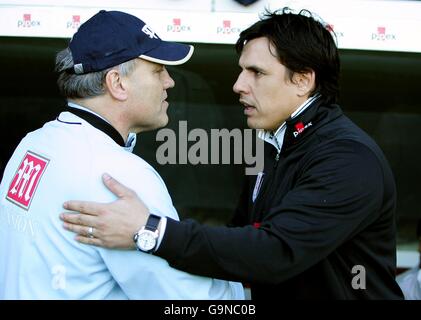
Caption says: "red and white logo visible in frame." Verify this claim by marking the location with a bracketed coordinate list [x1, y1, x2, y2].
[293, 121, 313, 138]
[6, 151, 49, 210]
[372, 26, 396, 41]
[67, 15, 81, 29]
[326, 24, 344, 38]
[167, 18, 191, 32]
[217, 20, 241, 34]
[326, 24, 334, 32]
[17, 13, 41, 28]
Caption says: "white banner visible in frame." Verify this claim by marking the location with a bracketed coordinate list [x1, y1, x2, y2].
[0, 0, 420, 53]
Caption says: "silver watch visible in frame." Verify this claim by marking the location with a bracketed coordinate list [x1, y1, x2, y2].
[133, 214, 161, 253]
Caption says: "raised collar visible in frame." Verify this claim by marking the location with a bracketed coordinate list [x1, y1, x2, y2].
[281, 99, 343, 153]
[258, 94, 321, 153]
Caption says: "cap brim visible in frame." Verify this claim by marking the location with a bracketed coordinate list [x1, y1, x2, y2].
[140, 41, 194, 66]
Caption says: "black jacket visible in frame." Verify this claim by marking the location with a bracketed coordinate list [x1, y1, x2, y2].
[156, 99, 404, 300]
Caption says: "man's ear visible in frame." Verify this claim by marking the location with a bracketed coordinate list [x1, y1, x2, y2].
[292, 69, 316, 98]
[104, 69, 128, 101]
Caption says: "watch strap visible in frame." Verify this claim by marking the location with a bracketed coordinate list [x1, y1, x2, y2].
[145, 213, 161, 232]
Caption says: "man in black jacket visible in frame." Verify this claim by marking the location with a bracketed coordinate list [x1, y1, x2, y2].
[61, 8, 404, 299]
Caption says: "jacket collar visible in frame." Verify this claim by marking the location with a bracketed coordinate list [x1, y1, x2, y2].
[258, 94, 321, 153]
[282, 99, 343, 152]
[258, 95, 343, 154]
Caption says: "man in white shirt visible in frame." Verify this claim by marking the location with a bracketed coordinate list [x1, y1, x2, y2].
[396, 220, 421, 300]
[0, 10, 243, 300]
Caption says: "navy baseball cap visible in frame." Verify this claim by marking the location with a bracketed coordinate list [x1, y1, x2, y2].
[68, 10, 194, 74]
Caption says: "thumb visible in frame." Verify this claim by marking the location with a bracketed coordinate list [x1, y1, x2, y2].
[102, 173, 135, 199]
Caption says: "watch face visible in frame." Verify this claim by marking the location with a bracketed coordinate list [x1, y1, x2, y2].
[136, 230, 157, 252]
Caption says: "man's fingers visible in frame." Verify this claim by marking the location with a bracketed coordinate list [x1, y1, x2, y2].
[63, 201, 101, 216]
[60, 213, 98, 229]
[63, 221, 97, 237]
[102, 173, 136, 198]
[75, 235, 103, 247]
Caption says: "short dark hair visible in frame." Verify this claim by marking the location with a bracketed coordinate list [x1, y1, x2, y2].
[236, 8, 340, 104]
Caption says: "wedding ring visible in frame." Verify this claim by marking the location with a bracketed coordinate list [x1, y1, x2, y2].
[88, 226, 94, 238]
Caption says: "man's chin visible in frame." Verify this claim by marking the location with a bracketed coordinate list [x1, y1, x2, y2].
[154, 116, 169, 131]
[247, 119, 277, 131]
[246, 118, 258, 129]
[161, 116, 169, 127]
[137, 117, 169, 133]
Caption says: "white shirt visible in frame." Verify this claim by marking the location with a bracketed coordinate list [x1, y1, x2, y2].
[396, 266, 421, 300]
[0, 109, 244, 300]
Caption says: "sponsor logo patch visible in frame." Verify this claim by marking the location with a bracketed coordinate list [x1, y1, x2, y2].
[6, 151, 49, 210]
[293, 121, 313, 138]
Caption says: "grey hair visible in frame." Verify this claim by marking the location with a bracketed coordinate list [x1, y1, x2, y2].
[55, 48, 137, 99]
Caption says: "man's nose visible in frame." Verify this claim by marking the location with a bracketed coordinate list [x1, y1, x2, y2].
[163, 69, 175, 89]
[233, 72, 246, 94]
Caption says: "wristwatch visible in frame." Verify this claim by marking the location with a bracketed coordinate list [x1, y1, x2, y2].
[133, 214, 161, 253]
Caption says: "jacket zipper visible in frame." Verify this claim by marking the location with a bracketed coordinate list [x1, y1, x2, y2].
[274, 151, 280, 168]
